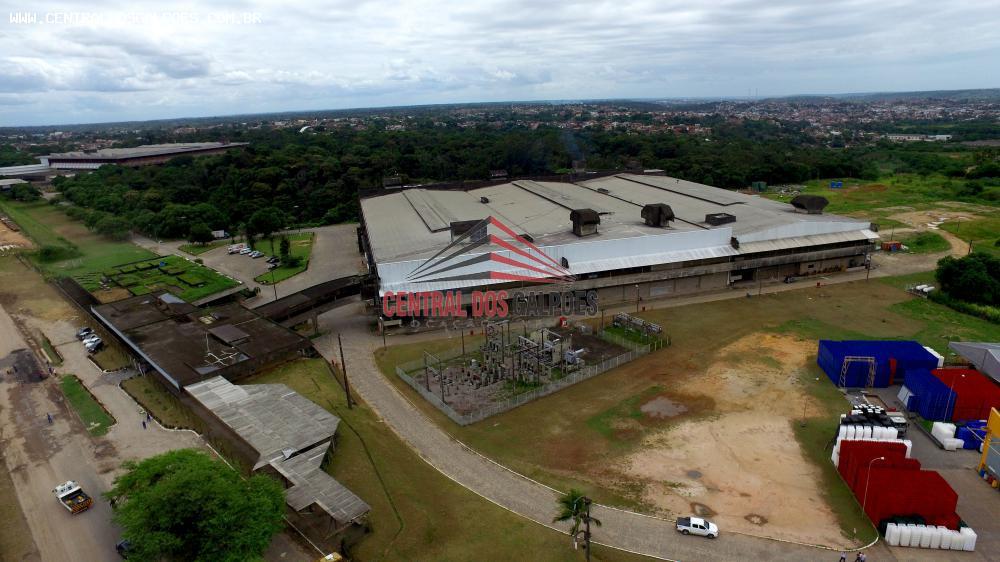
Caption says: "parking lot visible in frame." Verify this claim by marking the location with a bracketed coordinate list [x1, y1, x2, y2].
[135, 224, 365, 306]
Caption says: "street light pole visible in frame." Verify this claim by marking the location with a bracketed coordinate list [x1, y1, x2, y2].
[946, 374, 965, 421]
[862, 456, 885, 516]
[634, 284, 640, 313]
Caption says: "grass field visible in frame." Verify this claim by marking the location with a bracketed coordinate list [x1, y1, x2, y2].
[96, 254, 238, 301]
[253, 233, 314, 284]
[941, 217, 1000, 257]
[121, 375, 204, 430]
[0, 199, 155, 279]
[59, 374, 115, 436]
[243, 358, 650, 561]
[373, 276, 1000, 543]
[896, 231, 950, 254]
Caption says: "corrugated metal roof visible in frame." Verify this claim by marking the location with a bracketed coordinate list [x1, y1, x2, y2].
[737, 229, 878, 254]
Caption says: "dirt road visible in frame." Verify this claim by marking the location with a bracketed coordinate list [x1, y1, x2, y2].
[0, 304, 120, 562]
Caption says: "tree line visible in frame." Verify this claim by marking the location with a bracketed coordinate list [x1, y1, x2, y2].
[41, 125, 999, 240]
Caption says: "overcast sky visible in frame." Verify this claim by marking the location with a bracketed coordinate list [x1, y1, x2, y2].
[1, 0, 997, 126]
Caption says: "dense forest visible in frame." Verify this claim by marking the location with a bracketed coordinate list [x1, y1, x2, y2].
[12, 125, 998, 240]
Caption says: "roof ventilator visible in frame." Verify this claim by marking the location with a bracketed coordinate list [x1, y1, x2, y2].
[570, 209, 600, 237]
[642, 203, 675, 227]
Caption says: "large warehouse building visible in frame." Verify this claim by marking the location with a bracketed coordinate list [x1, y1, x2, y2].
[359, 173, 877, 309]
[39, 142, 247, 170]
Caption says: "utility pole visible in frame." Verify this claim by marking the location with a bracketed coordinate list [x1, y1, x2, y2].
[338, 333, 353, 409]
[461, 329, 466, 356]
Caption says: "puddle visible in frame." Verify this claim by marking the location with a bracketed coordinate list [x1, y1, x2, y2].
[686, 469, 702, 479]
[640, 395, 688, 418]
[690, 502, 716, 517]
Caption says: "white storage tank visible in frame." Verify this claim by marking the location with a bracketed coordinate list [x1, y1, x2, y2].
[886, 523, 899, 546]
[960, 527, 977, 551]
[940, 528, 953, 549]
[950, 529, 966, 550]
[919, 525, 932, 548]
[929, 526, 942, 549]
[899, 524, 912, 547]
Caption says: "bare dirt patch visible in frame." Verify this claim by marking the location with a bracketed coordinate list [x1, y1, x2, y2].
[93, 286, 132, 304]
[621, 333, 846, 546]
[0, 219, 32, 251]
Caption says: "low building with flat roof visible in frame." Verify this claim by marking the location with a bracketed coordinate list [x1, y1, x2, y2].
[92, 291, 312, 393]
[359, 173, 877, 307]
[40, 142, 248, 170]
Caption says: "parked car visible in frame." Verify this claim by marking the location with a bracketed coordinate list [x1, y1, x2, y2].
[251, 251, 266, 259]
[239, 248, 252, 255]
[676, 516, 718, 538]
[227, 244, 246, 254]
[115, 539, 131, 558]
[85, 340, 104, 353]
[76, 327, 94, 340]
[267, 263, 278, 270]
[82, 334, 101, 345]
[266, 256, 280, 264]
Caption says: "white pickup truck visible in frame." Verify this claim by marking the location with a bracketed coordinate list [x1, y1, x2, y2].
[676, 516, 719, 538]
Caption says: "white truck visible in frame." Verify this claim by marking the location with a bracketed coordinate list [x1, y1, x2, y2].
[676, 516, 719, 538]
[53, 480, 93, 514]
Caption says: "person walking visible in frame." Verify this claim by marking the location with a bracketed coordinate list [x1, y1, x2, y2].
[141, 420, 147, 430]
[46, 413, 53, 424]
[859, 552, 866, 562]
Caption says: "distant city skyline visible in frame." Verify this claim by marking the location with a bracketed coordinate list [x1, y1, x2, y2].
[1, 0, 998, 126]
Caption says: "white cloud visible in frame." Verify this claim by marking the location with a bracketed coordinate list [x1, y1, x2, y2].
[0, 0, 997, 124]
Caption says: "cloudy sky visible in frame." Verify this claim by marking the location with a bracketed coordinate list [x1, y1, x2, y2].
[0, 0, 997, 126]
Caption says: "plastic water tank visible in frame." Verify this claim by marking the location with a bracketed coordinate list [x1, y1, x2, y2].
[905, 524, 919, 547]
[961, 527, 977, 551]
[929, 526, 942, 549]
[886, 523, 899, 546]
[940, 528, 952, 549]
[838, 425, 847, 439]
[899, 524, 912, 547]
[950, 529, 966, 550]
[919, 525, 932, 548]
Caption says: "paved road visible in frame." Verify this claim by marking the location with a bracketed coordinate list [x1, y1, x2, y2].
[313, 300, 897, 562]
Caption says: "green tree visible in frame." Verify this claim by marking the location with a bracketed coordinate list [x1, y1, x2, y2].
[188, 223, 214, 245]
[95, 215, 131, 241]
[248, 206, 286, 246]
[553, 489, 601, 560]
[105, 449, 284, 562]
[279, 236, 291, 259]
[936, 253, 1000, 305]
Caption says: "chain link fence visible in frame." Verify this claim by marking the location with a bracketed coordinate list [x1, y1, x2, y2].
[396, 331, 665, 426]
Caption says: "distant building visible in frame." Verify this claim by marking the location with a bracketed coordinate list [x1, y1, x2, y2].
[885, 134, 953, 142]
[40, 142, 248, 170]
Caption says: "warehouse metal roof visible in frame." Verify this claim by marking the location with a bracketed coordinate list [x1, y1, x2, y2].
[42, 142, 248, 161]
[186, 376, 369, 524]
[0, 164, 55, 176]
[949, 342, 1000, 383]
[361, 173, 873, 294]
[186, 376, 341, 470]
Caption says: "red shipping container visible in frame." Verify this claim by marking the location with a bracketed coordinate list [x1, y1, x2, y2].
[932, 368, 1000, 422]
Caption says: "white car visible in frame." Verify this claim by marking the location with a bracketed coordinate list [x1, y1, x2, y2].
[239, 248, 252, 255]
[676, 516, 719, 538]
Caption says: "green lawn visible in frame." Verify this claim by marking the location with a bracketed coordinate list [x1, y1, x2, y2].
[253, 233, 313, 284]
[765, 174, 994, 227]
[104, 254, 238, 301]
[245, 359, 648, 561]
[941, 217, 1000, 257]
[121, 375, 205, 431]
[897, 231, 950, 254]
[59, 375, 115, 436]
[0, 199, 155, 280]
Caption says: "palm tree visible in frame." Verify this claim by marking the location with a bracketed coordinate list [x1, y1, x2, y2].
[553, 489, 601, 561]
